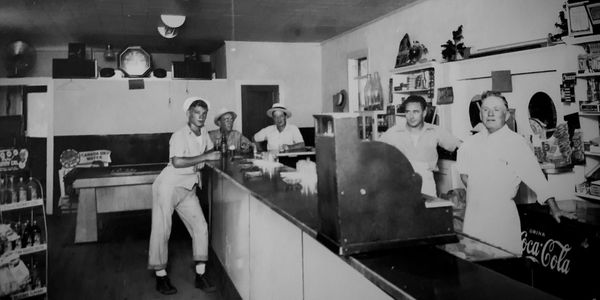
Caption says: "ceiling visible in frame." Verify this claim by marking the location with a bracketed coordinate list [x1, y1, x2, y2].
[0, 0, 418, 54]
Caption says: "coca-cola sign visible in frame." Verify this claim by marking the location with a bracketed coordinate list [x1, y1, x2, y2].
[521, 229, 572, 275]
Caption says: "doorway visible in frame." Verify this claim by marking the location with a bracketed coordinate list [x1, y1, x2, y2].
[241, 85, 279, 139]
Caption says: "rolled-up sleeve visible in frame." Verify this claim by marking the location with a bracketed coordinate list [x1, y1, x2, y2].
[291, 126, 304, 143]
[253, 127, 268, 142]
[512, 140, 553, 204]
[437, 129, 461, 152]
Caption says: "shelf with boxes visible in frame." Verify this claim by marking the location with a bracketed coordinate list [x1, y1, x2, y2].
[390, 61, 440, 126]
[391, 61, 437, 104]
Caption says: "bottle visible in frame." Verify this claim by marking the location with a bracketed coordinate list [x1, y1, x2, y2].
[363, 74, 373, 111]
[32, 220, 42, 245]
[0, 177, 5, 205]
[11, 221, 20, 250]
[29, 259, 40, 290]
[372, 72, 384, 110]
[17, 177, 28, 202]
[21, 219, 30, 248]
[27, 177, 38, 200]
[9, 176, 17, 204]
[220, 131, 228, 157]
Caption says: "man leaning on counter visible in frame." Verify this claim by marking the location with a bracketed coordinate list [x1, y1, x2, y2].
[148, 96, 220, 295]
[209, 107, 252, 153]
[456, 91, 575, 254]
[253, 103, 305, 152]
[380, 95, 461, 197]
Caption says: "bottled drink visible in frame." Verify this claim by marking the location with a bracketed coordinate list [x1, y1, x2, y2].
[0, 177, 5, 205]
[363, 74, 373, 110]
[17, 177, 28, 202]
[21, 219, 30, 248]
[27, 177, 38, 200]
[11, 221, 20, 250]
[30, 259, 41, 289]
[9, 176, 17, 204]
[32, 220, 42, 245]
[220, 132, 228, 157]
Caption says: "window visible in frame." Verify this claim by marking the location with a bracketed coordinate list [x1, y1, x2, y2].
[348, 56, 368, 112]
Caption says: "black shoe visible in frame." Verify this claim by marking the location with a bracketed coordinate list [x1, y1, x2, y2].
[195, 273, 217, 292]
[156, 275, 177, 295]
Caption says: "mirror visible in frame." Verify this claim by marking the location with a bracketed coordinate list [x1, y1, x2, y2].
[528, 92, 556, 139]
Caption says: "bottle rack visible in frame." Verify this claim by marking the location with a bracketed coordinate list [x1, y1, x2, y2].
[0, 171, 48, 300]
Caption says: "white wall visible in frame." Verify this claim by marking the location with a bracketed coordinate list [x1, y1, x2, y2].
[52, 41, 322, 135]
[226, 41, 322, 127]
[53, 78, 234, 135]
[321, 0, 565, 112]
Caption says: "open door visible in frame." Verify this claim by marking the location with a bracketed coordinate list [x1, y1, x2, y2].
[241, 85, 279, 139]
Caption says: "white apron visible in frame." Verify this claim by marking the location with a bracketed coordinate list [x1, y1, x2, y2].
[462, 143, 523, 255]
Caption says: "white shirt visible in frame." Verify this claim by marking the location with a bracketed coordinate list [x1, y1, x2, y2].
[158, 125, 214, 190]
[253, 124, 304, 151]
[456, 125, 552, 254]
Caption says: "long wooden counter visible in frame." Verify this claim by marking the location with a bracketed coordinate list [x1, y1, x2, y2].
[205, 158, 559, 300]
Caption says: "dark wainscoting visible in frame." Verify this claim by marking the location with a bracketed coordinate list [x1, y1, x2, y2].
[52, 133, 172, 212]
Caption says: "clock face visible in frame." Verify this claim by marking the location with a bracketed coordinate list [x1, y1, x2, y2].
[119, 46, 151, 77]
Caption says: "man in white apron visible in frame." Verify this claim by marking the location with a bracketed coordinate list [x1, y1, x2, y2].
[380, 95, 461, 197]
[457, 91, 573, 255]
[148, 97, 221, 295]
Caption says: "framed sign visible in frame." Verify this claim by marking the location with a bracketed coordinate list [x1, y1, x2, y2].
[437, 86, 454, 105]
[568, 2, 594, 36]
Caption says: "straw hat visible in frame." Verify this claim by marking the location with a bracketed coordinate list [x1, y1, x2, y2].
[214, 108, 237, 125]
[266, 103, 292, 118]
[182, 96, 211, 112]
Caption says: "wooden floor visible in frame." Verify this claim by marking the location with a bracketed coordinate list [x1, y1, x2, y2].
[47, 210, 232, 300]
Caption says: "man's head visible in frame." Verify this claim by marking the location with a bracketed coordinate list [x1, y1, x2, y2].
[403, 95, 427, 128]
[183, 97, 210, 129]
[266, 103, 292, 128]
[480, 91, 510, 134]
[215, 110, 236, 132]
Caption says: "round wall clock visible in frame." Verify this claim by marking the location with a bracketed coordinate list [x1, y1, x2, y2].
[119, 46, 152, 77]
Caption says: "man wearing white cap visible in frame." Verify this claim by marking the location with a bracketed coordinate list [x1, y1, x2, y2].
[148, 96, 220, 295]
[208, 108, 252, 153]
[253, 103, 305, 152]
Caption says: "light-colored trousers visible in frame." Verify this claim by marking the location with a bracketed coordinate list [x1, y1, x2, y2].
[148, 173, 209, 270]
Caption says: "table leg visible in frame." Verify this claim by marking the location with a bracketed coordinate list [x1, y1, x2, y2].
[75, 188, 98, 243]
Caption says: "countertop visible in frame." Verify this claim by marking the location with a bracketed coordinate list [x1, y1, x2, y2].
[205, 158, 559, 300]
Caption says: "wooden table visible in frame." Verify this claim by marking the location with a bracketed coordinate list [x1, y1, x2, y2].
[71, 163, 165, 243]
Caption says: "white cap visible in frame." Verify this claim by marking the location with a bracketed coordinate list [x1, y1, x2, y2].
[182, 96, 211, 112]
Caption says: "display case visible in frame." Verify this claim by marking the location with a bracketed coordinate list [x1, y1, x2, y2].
[0, 147, 47, 299]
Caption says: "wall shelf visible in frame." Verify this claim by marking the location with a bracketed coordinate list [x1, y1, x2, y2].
[578, 111, 600, 116]
[391, 61, 436, 74]
[393, 88, 433, 94]
[576, 72, 600, 78]
[563, 35, 600, 45]
[575, 192, 600, 202]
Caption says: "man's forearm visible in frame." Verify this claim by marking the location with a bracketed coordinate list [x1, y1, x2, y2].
[171, 154, 208, 168]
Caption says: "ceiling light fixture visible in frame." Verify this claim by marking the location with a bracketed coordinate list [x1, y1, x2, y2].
[160, 14, 186, 28]
[157, 25, 178, 39]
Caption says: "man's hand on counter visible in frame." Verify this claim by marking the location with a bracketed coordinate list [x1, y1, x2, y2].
[546, 197, 577, 223]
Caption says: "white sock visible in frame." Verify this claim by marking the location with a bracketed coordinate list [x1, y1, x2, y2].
[155, 269, 167, 277]
[196, 263, 206, 275]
